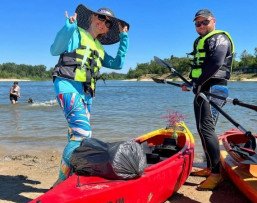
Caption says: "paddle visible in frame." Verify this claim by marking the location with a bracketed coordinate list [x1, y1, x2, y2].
[151, 77, 182, 88]
[204, 92, 257, 112]
[230, 144, 257, 176]
[154, 56, 192, 87]
[152, 59, 257, 112]
[231, 145, 257, 164]
[199, 93, 256, 150]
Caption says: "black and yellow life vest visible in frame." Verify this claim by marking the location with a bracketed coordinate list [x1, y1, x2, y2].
[190, 30, 235, 79]
[54, 27, 105, 93]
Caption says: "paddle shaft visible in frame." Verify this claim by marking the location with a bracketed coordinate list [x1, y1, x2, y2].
[153, 58, 257, 112]
[166, 81, 182, 87]
[199, 93, 256, 149]
[204, 92, 257, 112]
[155, 56, 257, 111]
[199, 93, 246, 132]
[154, 56, 192, 86]
[166, 80, 191, 91]
[152, 77, 192, 90]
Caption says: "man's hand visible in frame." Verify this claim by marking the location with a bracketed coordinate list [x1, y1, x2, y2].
[181, 83, 192, 92]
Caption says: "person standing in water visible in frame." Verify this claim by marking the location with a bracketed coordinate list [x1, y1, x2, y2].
[50, 4, 129, 186]
[9, 81, 21, 104]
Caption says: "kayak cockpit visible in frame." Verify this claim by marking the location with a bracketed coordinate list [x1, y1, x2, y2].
[136, 127, 191, 171]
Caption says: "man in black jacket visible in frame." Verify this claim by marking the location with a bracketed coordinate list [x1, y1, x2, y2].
[182, 9, 234, 190]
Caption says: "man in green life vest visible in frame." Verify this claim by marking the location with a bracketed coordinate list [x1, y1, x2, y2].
[182, 9, 234, 190]
[50, 4, 129, 187]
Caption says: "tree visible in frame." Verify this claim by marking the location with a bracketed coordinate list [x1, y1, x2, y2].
[239, 50, 256, 68]
[0, 63, 52, 80]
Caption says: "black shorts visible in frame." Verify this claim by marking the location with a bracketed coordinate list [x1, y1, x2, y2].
[10, 94, 18, 102]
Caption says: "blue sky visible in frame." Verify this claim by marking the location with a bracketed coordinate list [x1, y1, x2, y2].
[1, 0, 257, 74]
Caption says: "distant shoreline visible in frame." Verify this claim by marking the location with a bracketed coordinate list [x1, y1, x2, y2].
[0, 78, 31, 82]
[237, 78, 257, 81]
[1, 77, 257, 82]
[123, 78, 257, 82]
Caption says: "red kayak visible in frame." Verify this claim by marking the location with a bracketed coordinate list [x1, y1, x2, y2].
[31, 122, 194, 203]
[219, 129, 257, 202]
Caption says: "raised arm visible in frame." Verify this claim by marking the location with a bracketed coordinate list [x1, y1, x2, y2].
[50, 12, 79, 56]
[102, 24, 129, 70]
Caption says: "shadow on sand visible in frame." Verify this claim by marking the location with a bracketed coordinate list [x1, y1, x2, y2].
[0, 175, 48, 203]
[168, 178, 250, 203]
[209, 179, 250, 203]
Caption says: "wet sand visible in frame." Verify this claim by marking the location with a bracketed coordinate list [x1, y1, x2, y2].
[0, 147, 250, 203]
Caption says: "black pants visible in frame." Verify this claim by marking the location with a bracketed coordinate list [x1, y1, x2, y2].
[194, 95, 221, 174]
[10, 94, 18, 102]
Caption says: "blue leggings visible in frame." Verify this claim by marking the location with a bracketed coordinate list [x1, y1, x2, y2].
[57, 93, 92, 180]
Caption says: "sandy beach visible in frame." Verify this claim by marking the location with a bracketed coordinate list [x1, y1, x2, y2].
[0, 147, 250, 203]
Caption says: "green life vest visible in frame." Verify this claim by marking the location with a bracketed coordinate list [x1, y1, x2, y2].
[191, 30, 235, 79]
[54, 27, 105, 92]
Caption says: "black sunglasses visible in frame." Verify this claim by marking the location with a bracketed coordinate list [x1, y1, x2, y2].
[195, 19, 210, 27]
[97, 14, 113, 29]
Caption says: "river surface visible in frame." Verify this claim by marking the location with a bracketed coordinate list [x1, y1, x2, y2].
[0, 80, 256, 161]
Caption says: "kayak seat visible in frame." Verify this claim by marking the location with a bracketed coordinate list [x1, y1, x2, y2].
[163, 137, 177, 146]
[152, 138, 179, 158]
[146, 153, 160, 164]
[142, 138, 179, 165]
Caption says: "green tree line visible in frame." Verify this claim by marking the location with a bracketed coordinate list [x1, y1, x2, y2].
[1, 48, 257, 80]
[0, 63, 53, 80]
[126, 48, 257, 79]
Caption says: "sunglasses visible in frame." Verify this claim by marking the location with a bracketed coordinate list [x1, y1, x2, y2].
[195, 19, 210, 27]
[97, 14, 113, 29]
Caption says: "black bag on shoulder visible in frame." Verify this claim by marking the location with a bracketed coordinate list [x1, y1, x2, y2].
[70, 138, 147, 180]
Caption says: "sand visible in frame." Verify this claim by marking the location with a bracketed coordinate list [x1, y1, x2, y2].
[0, 147, 250, 203]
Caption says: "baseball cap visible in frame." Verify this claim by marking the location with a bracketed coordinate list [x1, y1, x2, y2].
[193, 9, 214, 21]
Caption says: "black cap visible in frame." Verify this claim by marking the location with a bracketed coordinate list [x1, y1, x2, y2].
[193, 9, 214, 21]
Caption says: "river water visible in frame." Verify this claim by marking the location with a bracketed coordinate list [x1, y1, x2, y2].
[0, 80, 256, 161]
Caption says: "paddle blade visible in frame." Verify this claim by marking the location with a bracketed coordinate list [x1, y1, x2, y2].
[244, 132, 256, 150]
[151, 77, 165, 84]
[154, 56, 172, 72]
[154, 56, 192, 86]
[240, 153, 257, 165]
